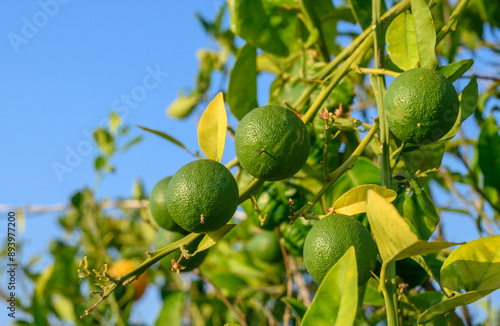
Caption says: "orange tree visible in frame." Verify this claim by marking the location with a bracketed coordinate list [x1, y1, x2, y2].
[4, 0, 500, 325]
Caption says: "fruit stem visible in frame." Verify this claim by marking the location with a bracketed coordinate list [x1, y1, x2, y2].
[292, 120, 380, 221]
[355, 67, 400, 78]
[436, 0, 472, 44]
[225, 156, 239, 170]
[238, 178, 265, 204]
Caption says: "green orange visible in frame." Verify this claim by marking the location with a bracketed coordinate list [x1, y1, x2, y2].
[249, 230, 282, 262]
[149, 176, 187, 233]
[384, 68, 459, 144]
[234, 105, 310, 181]
[166, 159, 239, 233]
[303, 214, 378, 285]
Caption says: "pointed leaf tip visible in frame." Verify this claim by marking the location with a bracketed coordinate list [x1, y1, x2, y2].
[198, 92, 227, 162]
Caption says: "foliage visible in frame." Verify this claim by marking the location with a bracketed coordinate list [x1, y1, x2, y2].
[3, 0, 500, 325]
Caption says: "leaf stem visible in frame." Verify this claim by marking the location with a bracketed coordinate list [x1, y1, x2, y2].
[436, 0, 472, 44]
[238, 178, 265, 204]
[380, 262, 400, 326]
[356, 67, 400, 78]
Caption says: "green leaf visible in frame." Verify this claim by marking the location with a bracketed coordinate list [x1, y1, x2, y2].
[309, 0, 338, 54]
[418, 289, 495, 324]
[154, 291, 186, 326]
[95, 156, 106, 171]
[439, 77, 478, 142]
[363, 277, 385, 306]
[438, 59, 474, 82]
[402, 142, 445, 177]
[197, 92, 227, 162]
[411, 0, 438, 70]
[262, 0, 299, 54]
[195, 224, 237, 254]
[51, 294, 77, 322]
[366, 191, 457, 262]
[227, 44, 258, 120]
[120, 135, 142, 153]
[167, 93, 200, 119]
[302, 247, 358, 326]
[228, 0, 289, 57]
[386, 11, 419, 71]
[281, 297, 307, 321]
[403, 185, 440, 240]
[332, 184, 397, 216]
[136, 125, 197, 157]
[348, 0, 373, 29]
[440, 235, 500, 296]
[93, 128, 114, 156]
[478, 116, 500, 192]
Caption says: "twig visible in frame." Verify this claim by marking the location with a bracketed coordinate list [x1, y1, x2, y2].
[276, 227, 293, 325]
[194, 269, 248, 326]
[355, 67, 400, 78]
[0, 199, 149, 214]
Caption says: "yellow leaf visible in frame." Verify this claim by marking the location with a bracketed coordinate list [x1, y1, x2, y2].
[366, 190, 457, 262]
[332, 184, 396, 215]
[198, 92, 227, 161]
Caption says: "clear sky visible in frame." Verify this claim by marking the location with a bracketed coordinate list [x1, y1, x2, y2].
[0, 2, 233, 324]
[0, 1, 498, 325]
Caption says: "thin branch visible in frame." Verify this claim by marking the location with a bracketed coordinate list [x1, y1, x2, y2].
[194, 269, 248, 326]
[276, 227, 293, 325]
[0, 199, 149, 214]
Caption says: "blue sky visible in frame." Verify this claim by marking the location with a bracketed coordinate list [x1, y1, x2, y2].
[0, 2, 231, 324]
[0, 1, 499, 325]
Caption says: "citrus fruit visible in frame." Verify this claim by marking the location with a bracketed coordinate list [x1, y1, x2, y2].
[166, 159, 239, 233]
[154, 228, 209, 272]
[384, 68, 459, 144]
[249, 230, 282, 262]
[234, 105, 310, 181]
[149, 176, 187, 233]
[303, 214, 378, 285]
[108, 259, 148, 300]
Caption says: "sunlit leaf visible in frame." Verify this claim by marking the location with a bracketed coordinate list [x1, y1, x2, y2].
[136, 125, 197, 157]
[109, 111, 122, 135]
[366, 191, 457, 262]
[167, 93, 200, 119]
[438, 59, 474, 82]
[302, 247, 358, 326]
[411, 0, 438, 70]
[332, 184, 397, 215]
[51, 294, 77, 322]
[439, 77, 478, 142]
[197, 92, 227, 161]
[195, 224, 237, 254]
[418, 289, 494, 324]
[441, 235, 500, 296]
[228, 43, 258, 120]
[386, 11, 419, 71]
[93, 128, 114, 156]
[154, 291, 186, 326]
[228, 0, 289, 57]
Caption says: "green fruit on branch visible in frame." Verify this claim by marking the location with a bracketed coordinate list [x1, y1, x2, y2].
[384, 68, 459, 144]
[235, 105, 310, 181]
[166, 159, 239, 233]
